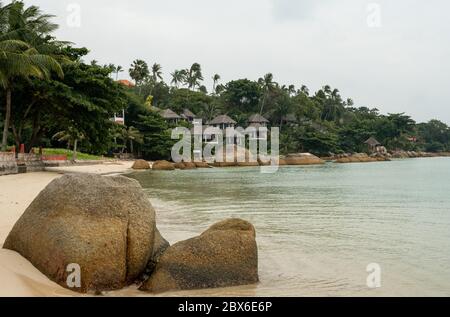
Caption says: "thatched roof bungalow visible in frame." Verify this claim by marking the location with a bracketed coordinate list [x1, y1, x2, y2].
[248, 114, 269, 125]
[160, 109, 181, 124]
[208, 115, 236, 129]
[181, 109, 197, 122]
[364, 137, 382, 152]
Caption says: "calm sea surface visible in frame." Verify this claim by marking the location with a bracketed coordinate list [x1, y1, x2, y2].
[126, 158, 450, 296]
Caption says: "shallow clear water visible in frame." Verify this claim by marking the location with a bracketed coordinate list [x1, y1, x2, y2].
[127, 158, 450, 296]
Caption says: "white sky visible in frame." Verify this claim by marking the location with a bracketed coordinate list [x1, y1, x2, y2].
[21, 0, 450, 124]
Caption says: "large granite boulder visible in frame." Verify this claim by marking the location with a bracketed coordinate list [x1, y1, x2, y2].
[132, 159, 151, 170]
[152, 160, 175, 171]
[3, 174, 156, 293]
[140, 218, 259, 293]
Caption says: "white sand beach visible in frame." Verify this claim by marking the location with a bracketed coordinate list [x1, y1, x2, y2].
[0, 161, 134, 297]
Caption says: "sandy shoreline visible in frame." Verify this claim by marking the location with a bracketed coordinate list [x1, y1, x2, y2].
[0, 161, 134, 297]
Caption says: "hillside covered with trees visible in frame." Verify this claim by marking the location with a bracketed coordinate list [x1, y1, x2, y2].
[1, 1, 449, 160]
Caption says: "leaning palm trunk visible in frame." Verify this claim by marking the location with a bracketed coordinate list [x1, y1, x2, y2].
[72, 139, 78, 162]
[1, 88, 12, 152]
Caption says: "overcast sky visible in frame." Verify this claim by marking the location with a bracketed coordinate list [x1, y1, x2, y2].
[21, 0, 450, 124]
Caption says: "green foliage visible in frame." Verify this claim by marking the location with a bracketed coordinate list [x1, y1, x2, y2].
[134, 112, 175, 160]
[1, 1, 449, 160]
[221, 79, 262, 115]
[168, 88, 214, 115]
[38, 148, 103, 161]
[129, 59, 149, 86]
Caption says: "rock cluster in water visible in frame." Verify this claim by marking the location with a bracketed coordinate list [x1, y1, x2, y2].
[132, 150, 325, 171]
[334, 153, 390, 163]
[321, 150, 448, 164]
[3, 174, 258, 294]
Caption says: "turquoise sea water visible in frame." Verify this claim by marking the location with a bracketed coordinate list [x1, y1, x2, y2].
[128, 158, 450, 296]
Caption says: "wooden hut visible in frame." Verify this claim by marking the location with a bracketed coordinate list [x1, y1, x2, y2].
[364, 137, 381, 153]
[160, 109, 181, 124]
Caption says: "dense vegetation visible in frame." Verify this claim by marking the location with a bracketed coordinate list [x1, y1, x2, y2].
[1, 1, 449, 160]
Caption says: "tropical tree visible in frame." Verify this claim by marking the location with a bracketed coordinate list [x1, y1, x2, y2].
[186, 63, 203, 91]
[129, 59, 149, 93]
[106, 63, 116, 77]
[151, 63, 163, 82]
[222, 79, 262, 114]
[0, 1, 64, 151]
[299, 85, 309, 96]
[199, 102, 221, 122]
[53, 126, 85, 162]
[170, 69, 186, 88]
[212, 74, 221, 93]
[115, 125, 143, 154]
[115, 65, 123, 80]
[258, 73, 276, 115]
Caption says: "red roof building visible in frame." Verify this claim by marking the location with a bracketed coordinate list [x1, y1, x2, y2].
[117, 80, 135, 87]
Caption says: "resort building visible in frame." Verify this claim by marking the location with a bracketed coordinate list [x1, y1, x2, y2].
[207, 115, 237, 130]
[207, 115, 237, 145]
[160, 109, 182, 125]
[247, 114, 269, 140]
[111, 80, 135, 125]
[112, 110, 126, 125]
[181, 109, 197, 123]
[364, 137, 382, 153]
[117, 79, 135, 87]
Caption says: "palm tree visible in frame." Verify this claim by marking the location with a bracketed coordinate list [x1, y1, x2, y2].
[129, 59, 149, 94]
[300, 85, 309, 96]
[170, 69, 186, 88]
[258, 73, 275, 115]
[53, 127, 85, 162]
[212, 74, 221, 93]
[119, 126, 143, 154]
[5, 1, 58, 45]
[151, 63, 163, 82]
[288, 84, 296, 96]
[200, 102, 220, 122]
[186, 63, 203, 90]
[215, 84, 225, 95]
[0, 2, 64, 151]
[115, 65, 123, 80]
[323, 85, 332, 96]
[106, 63, 116, 78]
